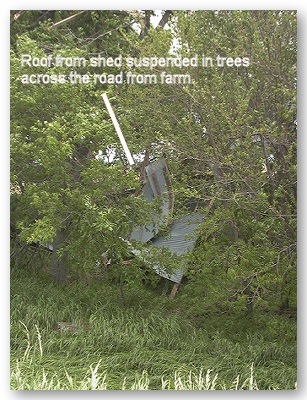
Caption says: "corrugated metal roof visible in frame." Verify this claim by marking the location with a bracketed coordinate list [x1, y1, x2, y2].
[151, 213, 204, 283]
[130, 158, 174, 243]
[152, 213, 203, 256]
[130, 158, 203, 284]
[129, 181, 157, 243]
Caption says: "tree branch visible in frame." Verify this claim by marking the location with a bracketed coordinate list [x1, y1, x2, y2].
[48, 11, 86, 30]
[158, 10, 173, 28]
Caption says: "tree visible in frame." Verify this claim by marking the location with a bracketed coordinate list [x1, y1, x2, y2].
[10, 10, 297, 316]
[10, 11, 155, 284]
[165, 10, 297, 315]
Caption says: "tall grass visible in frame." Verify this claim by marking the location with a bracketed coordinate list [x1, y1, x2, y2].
[11, 355, 261, 390]
[10, 271, 297, 390]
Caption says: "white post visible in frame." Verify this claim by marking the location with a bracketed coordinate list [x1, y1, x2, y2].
[101, 93, 134, 166]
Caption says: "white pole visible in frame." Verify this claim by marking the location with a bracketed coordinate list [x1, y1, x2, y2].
[101, 93, 134, 166]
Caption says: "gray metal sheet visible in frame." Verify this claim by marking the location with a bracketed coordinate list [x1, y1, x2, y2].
[151, 213, 204, 283]
[132, 213, 204, 283]
[145, 158, 174, 217]
[130, 182, 157, 242]
[151, 214, 204, 256]
[152, 265, 184, 284]
[130, 158, 174, 243]
[130, 159, 203, 283]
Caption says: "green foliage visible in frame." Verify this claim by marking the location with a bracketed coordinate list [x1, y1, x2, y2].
[10, 12, 157, 283]
[165, 10, 297, 315]
[10, 10, 297, 391]
[11, 11, 296, 313]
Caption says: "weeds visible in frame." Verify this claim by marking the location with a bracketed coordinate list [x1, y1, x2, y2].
[10, 271, 297, 390]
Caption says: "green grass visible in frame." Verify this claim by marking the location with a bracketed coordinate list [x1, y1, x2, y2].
[10, 270, 297, 390]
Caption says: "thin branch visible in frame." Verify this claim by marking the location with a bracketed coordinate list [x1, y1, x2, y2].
[48, 11, 86, 30]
